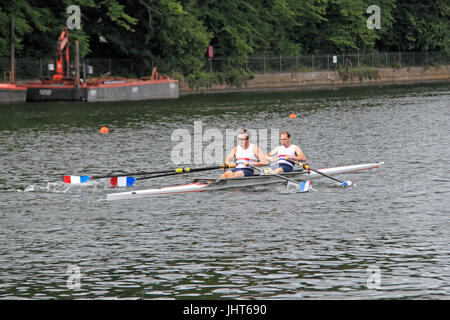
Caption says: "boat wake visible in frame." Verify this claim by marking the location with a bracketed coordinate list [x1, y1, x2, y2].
[21, 180, 112, 194]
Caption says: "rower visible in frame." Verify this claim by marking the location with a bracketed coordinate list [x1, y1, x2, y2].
[220, 129, 268, 178]
[266, 131, 306, 174]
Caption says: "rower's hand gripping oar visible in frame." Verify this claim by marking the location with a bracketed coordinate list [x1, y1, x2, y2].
[291, 160, 354, 187]
[250, 165, 311, 193]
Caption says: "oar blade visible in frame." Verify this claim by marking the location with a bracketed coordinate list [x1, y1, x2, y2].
[63, 175, 91, 184]
[341, 181, 354, 187]
[299, 180, 312, 192]
[331, 180, 355, 188]
[287, 180, 312, 193]
[110, 176, 136, 187]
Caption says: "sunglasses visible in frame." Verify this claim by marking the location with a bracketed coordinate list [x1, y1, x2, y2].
[238, 137, 249, 141]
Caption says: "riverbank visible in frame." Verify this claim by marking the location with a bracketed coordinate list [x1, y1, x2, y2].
[179, 65, 450, 95]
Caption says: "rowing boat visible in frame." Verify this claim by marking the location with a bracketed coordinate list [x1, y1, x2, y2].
[107, 162, 383, 200]
[106, 162, 383, 200]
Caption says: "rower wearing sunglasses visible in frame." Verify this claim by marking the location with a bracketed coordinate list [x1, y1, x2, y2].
[220, 129, 268, 178]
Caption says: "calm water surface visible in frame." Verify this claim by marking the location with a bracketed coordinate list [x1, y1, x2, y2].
[0, 83, 449, 299]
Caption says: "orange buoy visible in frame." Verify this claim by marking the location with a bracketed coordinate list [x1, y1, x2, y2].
[289, 113, 297, 119]
[100, 126, 109, 134]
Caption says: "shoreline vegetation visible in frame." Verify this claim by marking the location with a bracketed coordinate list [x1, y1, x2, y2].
[1, 1, 449, 86]
[13, 64, 450, 95]
[174, 66, 384, 90]
[7, 51, 450, 91]
[175, 69, 255, 90]
[337, 67, 380, 82]
[177, 65, 449, 94]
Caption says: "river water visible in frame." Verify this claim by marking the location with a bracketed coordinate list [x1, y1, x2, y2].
[0, 83, 448, 299]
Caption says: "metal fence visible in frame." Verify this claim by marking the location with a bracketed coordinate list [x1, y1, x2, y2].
[0, 58, 153, 81]
[0, 51, 448, 81]
[204, 51, 450, 73]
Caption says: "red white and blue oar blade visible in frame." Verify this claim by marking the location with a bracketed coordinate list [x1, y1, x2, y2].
[339, 181, 354, 187]
[63, 175, 91, 184]
[287, 180, 312, 193]
[110, 176, 136, 187]
[299, 180, 312, 192]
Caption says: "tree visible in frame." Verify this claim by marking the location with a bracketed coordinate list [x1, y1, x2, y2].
[194, 1, 274, 65]
[1, 0, 447, 78]
[379, 0, 450, 53]
[309, 0, 395, 53]
[0, 1, 52, 57]
[87, 0, 211, 75]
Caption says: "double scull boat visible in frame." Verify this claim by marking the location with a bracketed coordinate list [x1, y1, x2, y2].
[106, 162, 383, 200]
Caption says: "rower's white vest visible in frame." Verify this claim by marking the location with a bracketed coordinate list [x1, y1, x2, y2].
[277, 144, 297, 167]
[235, 144, 257, 168]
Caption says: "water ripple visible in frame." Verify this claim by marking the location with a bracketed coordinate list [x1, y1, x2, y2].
[0, 84, 449, 299]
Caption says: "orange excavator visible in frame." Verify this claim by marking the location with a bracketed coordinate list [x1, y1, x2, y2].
[53, 27, 70, 81]
[42, 27, 73, 84]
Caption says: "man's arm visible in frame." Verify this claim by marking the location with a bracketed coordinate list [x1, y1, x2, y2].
[224, 147, 237, 167]
[253, 146, 269, 167]
[266, 146, 278, 162]
[281, 146, 306, 162]
[293, 146, 306, 162]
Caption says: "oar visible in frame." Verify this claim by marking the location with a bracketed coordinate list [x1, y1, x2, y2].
[63, 168, 194, 184]
[63, 172, 154, 184]
[64, 165, 231, 186]
[250, 165, 311, 193]
[109, 165, 232, 187]
[69, 168, 186, 180]
[290, 160, 354, 187]
[63, 165, 230, 185]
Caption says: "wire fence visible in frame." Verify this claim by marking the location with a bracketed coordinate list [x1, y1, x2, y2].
[204, 51, 449, 73]
[0, 58, 153, 82]
[0, 51, 448, 81]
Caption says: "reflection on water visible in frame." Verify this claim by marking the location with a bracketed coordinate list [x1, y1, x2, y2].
[0, 83, 449, 299]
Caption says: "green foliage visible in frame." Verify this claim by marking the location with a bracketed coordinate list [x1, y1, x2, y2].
[378, 0, 450, 53]
[338, 66, 380, 82]
[185, 71, 219, 90]
[0, 1, 52, 57]
[98, 0, 137, 31]
[195, 1, 263, 64]
[184, 69, 254, 90]
[156, 1, 211, 75]
[0, 0, 448, 80]
[217, 68, 255, 88]
[307, 0, 396, 53]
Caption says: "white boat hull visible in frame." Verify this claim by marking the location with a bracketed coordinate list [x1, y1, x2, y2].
[107, 162, 383, 200]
